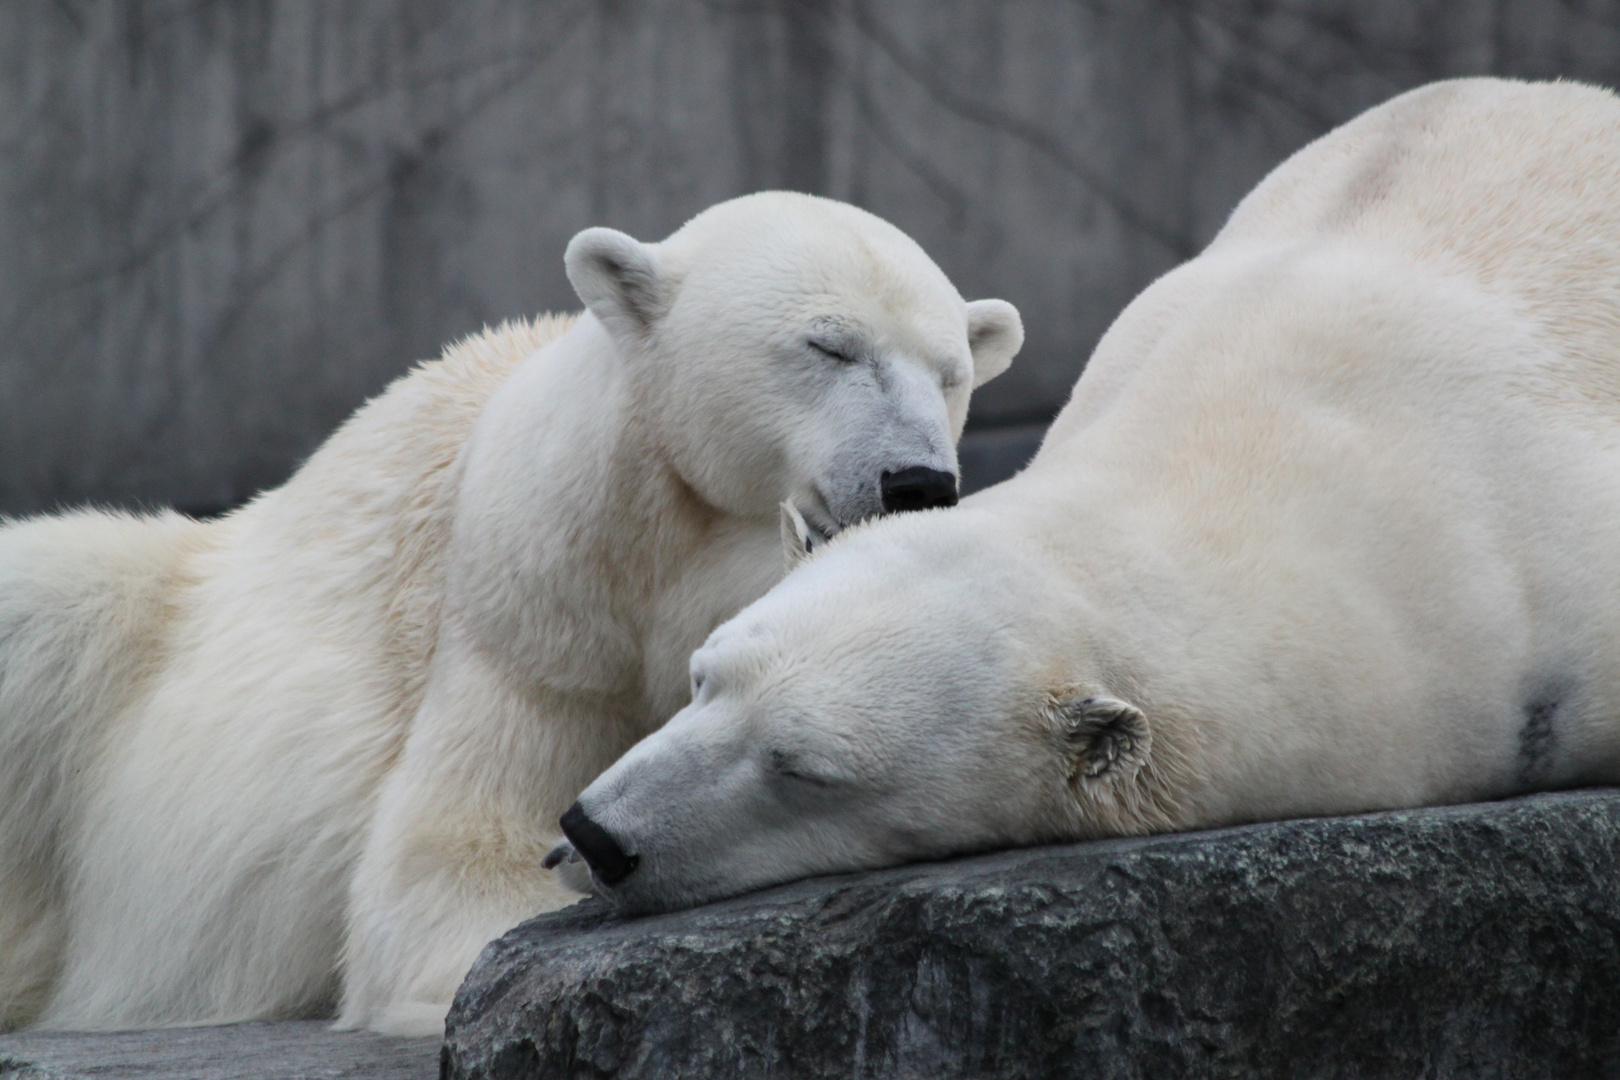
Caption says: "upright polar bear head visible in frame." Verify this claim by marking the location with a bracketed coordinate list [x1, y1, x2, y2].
[565, 192, 1023, 535]
[551, 508, 1178, 914]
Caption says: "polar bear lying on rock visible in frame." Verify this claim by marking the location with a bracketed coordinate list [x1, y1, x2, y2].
[0, 192, 1023, 1034]
[556, 78, 1620, 915]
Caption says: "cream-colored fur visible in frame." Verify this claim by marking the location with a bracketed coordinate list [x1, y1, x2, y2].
[0, 316, 569, 1033]
[559, 80, 1620, 916]
[0, 192, 1025, 1034]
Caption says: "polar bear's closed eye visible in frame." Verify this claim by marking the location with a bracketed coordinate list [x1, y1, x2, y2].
[767, 746, 858, 791]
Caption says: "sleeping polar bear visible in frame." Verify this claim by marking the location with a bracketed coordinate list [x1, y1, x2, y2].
[0, 192, 1024, 1034]
[553, 78, 1620, 915]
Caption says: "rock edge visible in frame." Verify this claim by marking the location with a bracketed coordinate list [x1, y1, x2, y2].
[445, 789, 1620, 1080]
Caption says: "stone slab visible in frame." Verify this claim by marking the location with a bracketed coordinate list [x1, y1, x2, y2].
[444, 789, 1620, 1080]
[0, 1022, 438, 1080]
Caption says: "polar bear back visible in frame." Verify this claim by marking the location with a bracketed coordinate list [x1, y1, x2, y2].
[1213, 78, 1620, 414]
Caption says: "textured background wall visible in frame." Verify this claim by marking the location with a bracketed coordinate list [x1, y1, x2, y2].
[5, 1, 1620, 515]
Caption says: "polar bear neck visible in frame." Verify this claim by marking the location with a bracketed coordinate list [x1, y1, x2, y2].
[438, 315, 779, 732]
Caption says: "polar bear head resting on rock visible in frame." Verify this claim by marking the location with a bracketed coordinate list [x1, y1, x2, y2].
[549, 505, 1121, 913]
[556, 79, 1620, 912]
[568, 191, 1023, 535]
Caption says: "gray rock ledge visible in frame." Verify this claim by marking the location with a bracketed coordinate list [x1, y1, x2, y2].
[444, 789, 1620, 1080]
[0, 1021, 437, 1080]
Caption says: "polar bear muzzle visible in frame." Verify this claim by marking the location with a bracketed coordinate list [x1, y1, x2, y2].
[558, 802, 639, 886]
[879, 466, 959, 513]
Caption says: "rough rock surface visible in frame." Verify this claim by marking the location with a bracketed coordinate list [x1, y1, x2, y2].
[0, 1022, 437, 1080]
[444, 789, 1620, 1080]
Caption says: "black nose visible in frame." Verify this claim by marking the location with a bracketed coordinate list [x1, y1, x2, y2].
[559, 802, 640, 886]
[880, 466, 959, 513]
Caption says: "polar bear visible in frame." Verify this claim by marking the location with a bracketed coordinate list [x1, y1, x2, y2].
[554, 79, 1620, 915]
[0, 191, 1024, 1034]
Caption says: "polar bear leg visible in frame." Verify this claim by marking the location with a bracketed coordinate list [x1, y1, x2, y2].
[337, 633, 630, 1035]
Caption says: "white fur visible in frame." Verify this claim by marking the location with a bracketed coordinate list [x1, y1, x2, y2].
[566, 79, 1620, 915]
[0, 192, 1022, 1034]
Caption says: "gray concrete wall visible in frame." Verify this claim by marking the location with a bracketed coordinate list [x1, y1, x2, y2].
[5, 1, 1620, 514]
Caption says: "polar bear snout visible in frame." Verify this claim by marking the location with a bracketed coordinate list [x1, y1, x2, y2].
[559, 802, 640, 886]
[880, 466, 959, 514]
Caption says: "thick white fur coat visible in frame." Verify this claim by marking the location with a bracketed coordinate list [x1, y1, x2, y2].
[0, 191, 1023, 1033]
[0, 316, 573, 1031]
[559, 80, 1620, 916]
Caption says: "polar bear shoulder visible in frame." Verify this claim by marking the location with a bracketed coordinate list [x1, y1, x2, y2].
[277, 312, 578, 532]
[1214, 78, 1620, 411]
[245, 314, 578, 697]
[1216, 79, 1620, 265]
[0, 314, 575, 1028]
[0, 313, 576, 842]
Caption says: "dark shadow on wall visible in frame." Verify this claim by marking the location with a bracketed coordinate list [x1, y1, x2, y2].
[958, 422, 1048, 496]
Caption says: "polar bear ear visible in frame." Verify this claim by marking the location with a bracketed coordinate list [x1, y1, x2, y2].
[565, 227, 671, 340]
[965, 299, 1024, 388]
[780, 501, 829, 572]
[1052, 693, 1151, 783]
